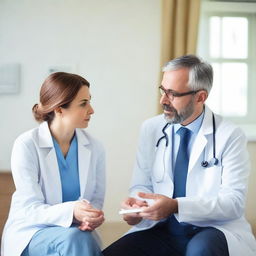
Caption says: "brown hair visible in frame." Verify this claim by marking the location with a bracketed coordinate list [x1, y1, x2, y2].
[32, 72, 90, 123]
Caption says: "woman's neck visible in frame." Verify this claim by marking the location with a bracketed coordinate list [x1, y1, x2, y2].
[49, 119, 75, 152]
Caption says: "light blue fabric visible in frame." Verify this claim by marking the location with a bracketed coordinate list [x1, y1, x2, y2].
[52, 134, 80, 202]
[21, 226, 102, 256]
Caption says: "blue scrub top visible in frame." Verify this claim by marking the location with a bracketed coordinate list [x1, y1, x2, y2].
[52, 134, 80, 202]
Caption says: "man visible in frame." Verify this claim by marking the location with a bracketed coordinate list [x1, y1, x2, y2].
[103, 55, 256, 256]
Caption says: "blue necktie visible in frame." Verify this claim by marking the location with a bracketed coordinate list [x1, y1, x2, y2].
[169, 127, 200, 236]
[173, 127, 190, 198]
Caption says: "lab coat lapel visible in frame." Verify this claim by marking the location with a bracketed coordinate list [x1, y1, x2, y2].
[76, 129, 91, 197]
[188, 106, 213, 173]
[38, 122, 62, 203]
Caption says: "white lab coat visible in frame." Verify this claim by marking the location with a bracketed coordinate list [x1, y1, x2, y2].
[128, 106, 256, 256]
[1, 122, 105, 256]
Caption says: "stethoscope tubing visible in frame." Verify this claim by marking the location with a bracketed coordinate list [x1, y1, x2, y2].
[156, 123, 170, 147]
[212, 113, 217, 160]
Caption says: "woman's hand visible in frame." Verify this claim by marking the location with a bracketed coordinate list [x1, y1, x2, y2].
[73, 200, 104, 231]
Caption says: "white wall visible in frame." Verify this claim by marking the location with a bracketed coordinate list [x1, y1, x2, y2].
[246, 142, 256, 235]
[0, 0, 161, 221]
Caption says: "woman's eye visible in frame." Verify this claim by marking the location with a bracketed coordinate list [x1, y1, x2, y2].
[80, 102, 87, 107]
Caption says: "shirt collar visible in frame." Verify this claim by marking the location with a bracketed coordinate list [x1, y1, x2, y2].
[174, 109, 205, 135]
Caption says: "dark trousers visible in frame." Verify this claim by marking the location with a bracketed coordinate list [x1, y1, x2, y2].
[102, 222, 229, 256]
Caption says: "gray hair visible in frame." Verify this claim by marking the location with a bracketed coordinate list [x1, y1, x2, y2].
[162, 55, 213, 94]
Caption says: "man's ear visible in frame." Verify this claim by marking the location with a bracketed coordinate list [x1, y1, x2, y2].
[197, 90, 208, 104]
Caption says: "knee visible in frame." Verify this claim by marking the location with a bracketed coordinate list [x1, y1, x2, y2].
[186, 228, 229, 256]
[57, 228, 101, 255]
[65, 227, 92, 242]
[64, 227, 97, 247]
[186, 242, 208, 256]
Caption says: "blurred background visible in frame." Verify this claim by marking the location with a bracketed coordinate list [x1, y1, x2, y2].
[0, 0, 255, 247]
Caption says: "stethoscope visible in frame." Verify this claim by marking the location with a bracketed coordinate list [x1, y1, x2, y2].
[156, 113, 219, 168]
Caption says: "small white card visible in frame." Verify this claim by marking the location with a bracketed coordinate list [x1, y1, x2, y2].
[118, 208, 143, 214]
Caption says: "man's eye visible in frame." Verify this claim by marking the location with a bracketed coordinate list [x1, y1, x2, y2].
[167, 91, 175, 96]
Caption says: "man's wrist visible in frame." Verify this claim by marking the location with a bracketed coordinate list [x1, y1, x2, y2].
[172, 199, 178, 213]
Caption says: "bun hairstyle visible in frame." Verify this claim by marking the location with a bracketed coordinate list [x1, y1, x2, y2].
[32, 72, 90, 123]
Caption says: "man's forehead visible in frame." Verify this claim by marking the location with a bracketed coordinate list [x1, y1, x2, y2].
[162, 69, 189, 87]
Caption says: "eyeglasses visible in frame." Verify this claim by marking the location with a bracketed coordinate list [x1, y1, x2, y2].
[159, 86, 201, 101]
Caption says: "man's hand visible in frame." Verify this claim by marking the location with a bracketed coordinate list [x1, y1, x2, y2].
[121, 197, 148, 225]
[137, 192, 178, 221]
[73, 200, 104, 231]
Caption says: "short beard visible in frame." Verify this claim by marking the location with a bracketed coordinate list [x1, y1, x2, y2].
[162, 99, 194, 124]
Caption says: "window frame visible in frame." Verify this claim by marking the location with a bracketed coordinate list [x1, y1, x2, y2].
[197, 1, 256, 125]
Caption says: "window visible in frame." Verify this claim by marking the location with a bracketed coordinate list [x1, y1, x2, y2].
[197, 1, 256, 125]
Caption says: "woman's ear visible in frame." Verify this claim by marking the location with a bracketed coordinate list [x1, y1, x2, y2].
[54, 107, 62, 116]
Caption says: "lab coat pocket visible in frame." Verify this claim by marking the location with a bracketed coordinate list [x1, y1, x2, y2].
[200, 165, 223, 196]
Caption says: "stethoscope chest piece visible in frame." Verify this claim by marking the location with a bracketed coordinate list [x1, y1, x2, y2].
[201, 157, 218, 168]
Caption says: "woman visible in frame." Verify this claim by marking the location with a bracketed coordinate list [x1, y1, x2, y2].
[1, 72, 105, 256]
